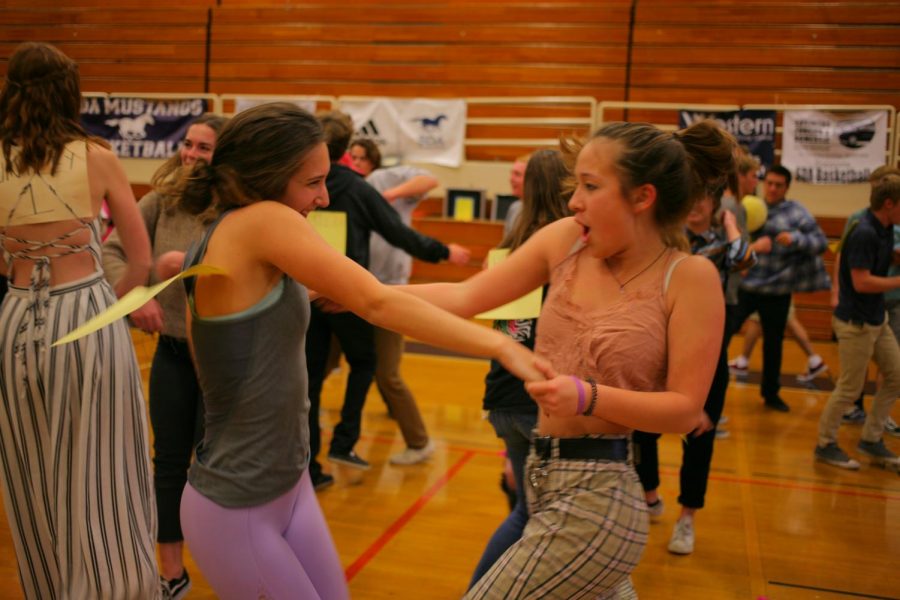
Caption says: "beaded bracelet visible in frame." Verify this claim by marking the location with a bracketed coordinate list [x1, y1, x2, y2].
[583, 377, 598, 416]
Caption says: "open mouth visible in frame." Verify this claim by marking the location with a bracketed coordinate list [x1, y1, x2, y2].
[579, 222, 591, 242]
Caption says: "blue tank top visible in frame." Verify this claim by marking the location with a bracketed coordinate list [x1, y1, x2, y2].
[184, 212, 311, 507]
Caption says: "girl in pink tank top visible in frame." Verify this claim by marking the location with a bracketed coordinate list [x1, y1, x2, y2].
[405, 121, 737, 598]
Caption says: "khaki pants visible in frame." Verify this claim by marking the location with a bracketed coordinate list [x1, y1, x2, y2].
[818, 316, 900, 447]
[374, 327, 429, 449]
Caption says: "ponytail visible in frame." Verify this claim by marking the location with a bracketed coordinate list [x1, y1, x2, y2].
[673, 120, 736, 207]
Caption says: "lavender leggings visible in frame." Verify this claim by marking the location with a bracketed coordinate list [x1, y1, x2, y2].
[181, 471, 349, 600]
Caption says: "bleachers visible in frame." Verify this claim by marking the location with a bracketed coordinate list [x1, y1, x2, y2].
[6, 0, 899, 342]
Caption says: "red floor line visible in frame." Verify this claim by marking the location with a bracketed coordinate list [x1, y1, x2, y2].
[344, 450, 477, 582]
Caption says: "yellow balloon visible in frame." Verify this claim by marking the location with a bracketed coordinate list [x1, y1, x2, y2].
[741, 195, 768, 233]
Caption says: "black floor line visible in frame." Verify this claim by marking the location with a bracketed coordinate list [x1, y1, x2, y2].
[768, 580, 900, 600]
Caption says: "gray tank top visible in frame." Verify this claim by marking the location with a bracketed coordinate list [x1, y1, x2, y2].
[184, 212, 311, 507]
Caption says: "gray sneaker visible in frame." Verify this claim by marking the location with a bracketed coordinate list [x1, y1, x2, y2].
[645, 497, 664, 522]
[857, 439, 900, 471]
[814, 443, 860, 470]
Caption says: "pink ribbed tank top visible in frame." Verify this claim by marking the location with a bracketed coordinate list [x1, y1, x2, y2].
[536, 245, 682, 395]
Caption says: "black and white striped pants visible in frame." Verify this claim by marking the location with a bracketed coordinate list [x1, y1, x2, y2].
[0, 274, 159, 599]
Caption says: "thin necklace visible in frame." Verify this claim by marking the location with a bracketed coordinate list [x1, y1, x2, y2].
[606, 246, 669, 293]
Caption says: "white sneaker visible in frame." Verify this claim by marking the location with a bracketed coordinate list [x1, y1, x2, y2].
[390, 440, 435, 465]
[797, 355, 828, 383]
[668, 516, 695, 555]
[728, 356, 749, 376]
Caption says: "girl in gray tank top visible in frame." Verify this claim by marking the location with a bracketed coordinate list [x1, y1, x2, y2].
[168, 104, 542, 599]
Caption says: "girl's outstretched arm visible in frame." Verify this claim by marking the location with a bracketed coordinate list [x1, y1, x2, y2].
[248, 202, 546, 383]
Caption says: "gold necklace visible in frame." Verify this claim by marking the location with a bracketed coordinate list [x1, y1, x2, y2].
[606, 247, 669, 293]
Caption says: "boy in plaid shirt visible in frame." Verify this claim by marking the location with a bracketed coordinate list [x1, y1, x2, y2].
[729, 166, 830, 412]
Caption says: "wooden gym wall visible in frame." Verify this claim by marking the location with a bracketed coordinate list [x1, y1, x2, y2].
[0, 0, 898, 160]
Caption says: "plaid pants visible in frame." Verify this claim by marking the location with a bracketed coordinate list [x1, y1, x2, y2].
[467, 444, 648, 599]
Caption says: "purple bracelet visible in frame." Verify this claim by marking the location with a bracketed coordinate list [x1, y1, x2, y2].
[571, 376, 586, 416]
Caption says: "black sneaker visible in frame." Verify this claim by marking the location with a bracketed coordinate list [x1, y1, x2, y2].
[327, 450, 371, 470]
[814, 443, 860, 470]
[764, 396, 790, 412]
[160, 570, 191, 600]
[312, 472, 335, 491]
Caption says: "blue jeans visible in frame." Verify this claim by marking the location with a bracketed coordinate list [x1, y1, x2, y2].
[468, 409, 537, 590]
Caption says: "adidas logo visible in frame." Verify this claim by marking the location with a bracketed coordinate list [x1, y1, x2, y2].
[357, 119, 380, 137]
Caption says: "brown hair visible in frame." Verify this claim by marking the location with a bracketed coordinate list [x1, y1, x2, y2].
[349, 138, 382, 171]
[0, 42, 101, 176]
[500, 149, 572, 252]
[173, 103, 324, 222]
[871, 174, 900, 211]
[736, 154, 760, 176]
[151, 113, 229, 212]
[318, 110, 354, 162]
[592, 120, 736, 249]
[870, 164, 900, 185]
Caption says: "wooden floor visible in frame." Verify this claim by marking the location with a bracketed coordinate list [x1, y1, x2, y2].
[0, 334, 898, 599]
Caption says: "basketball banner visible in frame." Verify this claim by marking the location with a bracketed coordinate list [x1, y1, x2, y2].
[80, 96, 210, 159]
[782, 110, 889, 184]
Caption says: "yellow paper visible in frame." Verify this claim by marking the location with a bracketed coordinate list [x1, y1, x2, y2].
[453, 197, 475, 221]
[52, 264, 227, 347]
[308, 211, 347, 254]
[0, 142, 93, 226]
[475, 249, 543, 320]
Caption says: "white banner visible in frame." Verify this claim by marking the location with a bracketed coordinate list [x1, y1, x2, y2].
[340, 98, 466, 167]
[781, 110, 888, 184]
[340, 99, 402, 158]
[393, 98, 466, 167]
[233, 97, 317, 115]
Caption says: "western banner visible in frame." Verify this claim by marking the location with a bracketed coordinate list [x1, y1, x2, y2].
[80, 96, 210, 159]
[679, 109, 776, 176]
[782, 110, 889, 184]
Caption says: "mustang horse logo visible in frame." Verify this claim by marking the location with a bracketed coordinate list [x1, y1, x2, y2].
[412, 114, 447, 130]
[105, 113, 156, 140]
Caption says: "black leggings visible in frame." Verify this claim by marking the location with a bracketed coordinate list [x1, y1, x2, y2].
[633, 324, 730, 509]
[149, 335, 204, 542]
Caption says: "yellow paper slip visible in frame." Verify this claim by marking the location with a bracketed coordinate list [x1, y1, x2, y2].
[308, 211, 347, 254]
[475, 248, 543, 320]
[453, 197, 475, 221]
[52, 264, 227, 347]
